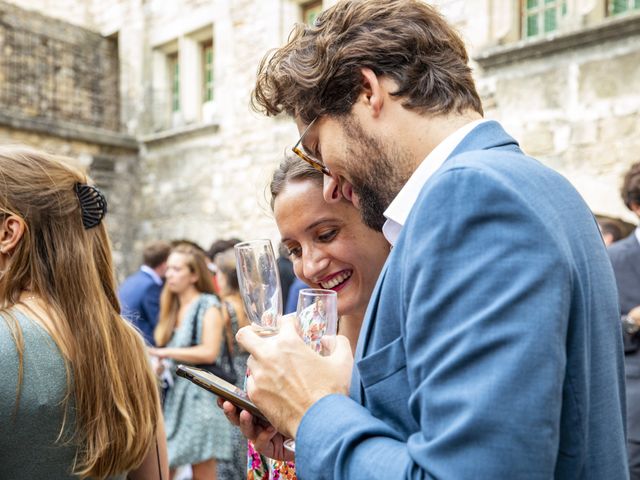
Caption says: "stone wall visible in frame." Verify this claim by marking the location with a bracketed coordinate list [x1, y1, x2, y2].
[132, 0, 300, 259]
[0, 0, 120, 131]
[4, 0, 640, 278]
[474, 13, 640, 223]
[0, 0, 139, 278]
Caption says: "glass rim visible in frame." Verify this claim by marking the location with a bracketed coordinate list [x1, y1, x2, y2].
[234, 239, 273, 249]
[299, 288, 337, 296]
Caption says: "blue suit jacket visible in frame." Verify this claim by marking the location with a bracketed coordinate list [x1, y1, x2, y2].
[118, 269, 162, 346]
[296, 121, 628, 479]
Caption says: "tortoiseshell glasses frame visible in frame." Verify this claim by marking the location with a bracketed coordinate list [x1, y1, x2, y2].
[291, 117, 331, 176]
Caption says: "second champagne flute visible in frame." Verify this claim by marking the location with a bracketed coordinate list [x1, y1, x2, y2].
[234, 239, 283, 336]
[284, 288, 339, 453]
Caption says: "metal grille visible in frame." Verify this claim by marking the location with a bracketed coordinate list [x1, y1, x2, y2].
[0, 22, 120, 131]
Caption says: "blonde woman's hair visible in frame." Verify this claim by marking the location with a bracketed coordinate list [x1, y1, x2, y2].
[0, 146, 159, 478]
[154, 245, 216, 346]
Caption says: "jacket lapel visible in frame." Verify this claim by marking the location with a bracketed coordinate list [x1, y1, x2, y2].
[350, 260, 389, 403]
[350, 121, 521, 403]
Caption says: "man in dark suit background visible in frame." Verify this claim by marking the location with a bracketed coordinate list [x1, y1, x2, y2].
[609, 162, 640, 479]
[118, 241, 171, 346]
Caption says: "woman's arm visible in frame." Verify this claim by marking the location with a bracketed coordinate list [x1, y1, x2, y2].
[127, 405, 169, 480]
[149, 306, 224, 364]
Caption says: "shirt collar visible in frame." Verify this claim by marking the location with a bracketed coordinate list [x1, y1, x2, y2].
[140, 265, 163, 286]
[382, 118, 488, 245]
[635, 227, 640, 246]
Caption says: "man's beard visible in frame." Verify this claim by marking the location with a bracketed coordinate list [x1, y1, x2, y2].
[341, 117, 411, 232]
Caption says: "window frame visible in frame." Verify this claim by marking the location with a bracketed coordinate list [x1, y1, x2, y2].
[609, 0, 640, 16]
[301, 0, 323, 25]
[522, 0, 568, 39]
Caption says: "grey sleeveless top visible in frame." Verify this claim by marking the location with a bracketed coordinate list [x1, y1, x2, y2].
[0, 309, 126, 479]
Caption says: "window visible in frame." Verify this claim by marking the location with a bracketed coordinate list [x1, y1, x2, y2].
[301, 1, 322, 25]
[523, 0, 567, 38]
[609, 0, 640, 15]
[202, 41, 214, 103]
[168, 53, 180, 112]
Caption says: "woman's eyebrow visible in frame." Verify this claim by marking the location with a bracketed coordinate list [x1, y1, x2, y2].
[305, 217, 341, 232]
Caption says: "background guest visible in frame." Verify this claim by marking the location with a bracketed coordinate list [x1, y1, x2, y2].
[0, 146, 167, 479]
[277, 242, 296, 304]
[207, 238, 242, 295]
[149, 244, 232, 480]
[608, 161, 640, 479]
[598, 218, 624, 246]
[119, 240, 171, 345]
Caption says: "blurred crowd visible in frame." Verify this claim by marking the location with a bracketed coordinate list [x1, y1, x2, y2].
[117, 237, 303, 479]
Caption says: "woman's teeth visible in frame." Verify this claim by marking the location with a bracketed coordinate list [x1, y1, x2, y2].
[320, 271, 352, 289]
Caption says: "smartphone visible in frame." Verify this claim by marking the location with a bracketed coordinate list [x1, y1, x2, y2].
[175, 365, 268, 423]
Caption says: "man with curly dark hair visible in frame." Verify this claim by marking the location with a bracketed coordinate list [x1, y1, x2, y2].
[225, 1, 628, 478]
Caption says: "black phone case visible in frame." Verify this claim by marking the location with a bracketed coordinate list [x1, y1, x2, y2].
[175, 365, 268, 422]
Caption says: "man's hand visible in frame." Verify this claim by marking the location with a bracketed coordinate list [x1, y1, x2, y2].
[237, 314, 354, 438]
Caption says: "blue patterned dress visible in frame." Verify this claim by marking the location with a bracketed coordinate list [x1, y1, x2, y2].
[163, 293, 233, 467]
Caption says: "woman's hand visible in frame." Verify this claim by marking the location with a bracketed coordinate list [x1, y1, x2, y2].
[148, 347, 166, 359]
[218, 398, 295, 462]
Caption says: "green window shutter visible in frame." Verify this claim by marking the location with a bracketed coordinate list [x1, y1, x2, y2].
[202, 43, 214, 103]
[544, 8, 556, 32]
[172, 59, 180, 112]
[527, 14, 539, 37]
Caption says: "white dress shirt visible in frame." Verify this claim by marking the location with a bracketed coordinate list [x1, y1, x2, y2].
[382, 119, 488, 245]
[141, 264, 163, 286]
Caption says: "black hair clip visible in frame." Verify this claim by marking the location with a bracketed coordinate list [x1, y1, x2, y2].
[75, 183, 108, 229]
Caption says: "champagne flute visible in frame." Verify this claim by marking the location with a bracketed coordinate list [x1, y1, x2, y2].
[284, 288, 338, 452]
[234, 239, 283, 336]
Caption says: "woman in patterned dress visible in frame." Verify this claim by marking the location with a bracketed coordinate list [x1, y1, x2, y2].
[149, 245, 233, 480]
[239, 156, 391, 479]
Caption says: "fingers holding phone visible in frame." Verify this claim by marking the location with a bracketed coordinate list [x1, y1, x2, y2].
[211, 374, 292, 461]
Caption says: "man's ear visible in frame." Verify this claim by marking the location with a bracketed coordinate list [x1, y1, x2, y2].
[631, 202, 640, 218]
[358, 67, 385, 118]
[0, 214, 26, 255]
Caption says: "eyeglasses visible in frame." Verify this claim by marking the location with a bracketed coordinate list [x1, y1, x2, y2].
[291, 117, 331, 176]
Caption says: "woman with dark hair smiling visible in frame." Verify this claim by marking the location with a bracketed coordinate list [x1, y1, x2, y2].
[236, 155, 390, 479]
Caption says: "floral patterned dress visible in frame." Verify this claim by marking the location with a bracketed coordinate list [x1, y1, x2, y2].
[247, 442, 297, 480]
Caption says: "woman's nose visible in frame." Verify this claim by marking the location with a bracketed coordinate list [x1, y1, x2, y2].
[303, 248, 330, 283]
